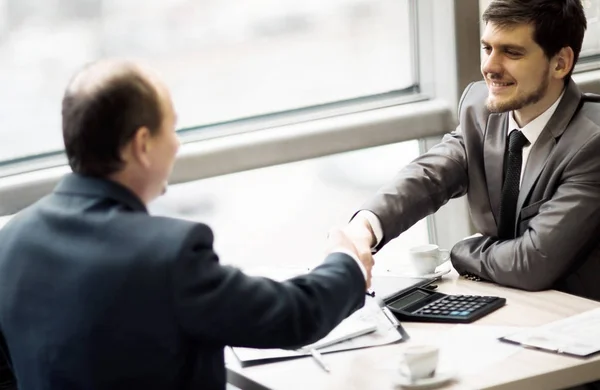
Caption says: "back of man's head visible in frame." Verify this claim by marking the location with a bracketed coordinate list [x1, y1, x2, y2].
[62, 60, 163, 177]
[483, 0, 587, 80]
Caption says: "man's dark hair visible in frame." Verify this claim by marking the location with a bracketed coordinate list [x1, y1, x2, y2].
[483, 0, 587, 81]
[62, 64, 163, 177]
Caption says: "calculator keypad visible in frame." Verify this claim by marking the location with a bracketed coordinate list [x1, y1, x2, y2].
[415, 295, 499, 318]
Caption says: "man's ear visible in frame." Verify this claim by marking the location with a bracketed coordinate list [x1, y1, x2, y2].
[127, 126, 152, 168]
[552, 47, 575, 80]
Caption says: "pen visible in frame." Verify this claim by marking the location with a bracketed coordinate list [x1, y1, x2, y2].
[382, 306, 400, 327]
[366, 290, 376, 297]
[309, 348, 330, 373]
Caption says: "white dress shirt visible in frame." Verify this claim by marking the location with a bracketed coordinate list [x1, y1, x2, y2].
[358, 91, 565, 248]
[508, 90, 564, 185]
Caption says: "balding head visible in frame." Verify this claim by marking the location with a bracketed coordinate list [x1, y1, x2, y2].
[66, 59, 165, 99]
[62, 59, 166, 177]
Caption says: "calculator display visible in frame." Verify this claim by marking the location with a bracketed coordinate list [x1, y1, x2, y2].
[388, 290, 429, 310]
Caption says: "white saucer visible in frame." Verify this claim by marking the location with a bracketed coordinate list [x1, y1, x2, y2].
[411, 266, 451, 279]
[385, 263, 452, 279]
[394, 369, 455, 389]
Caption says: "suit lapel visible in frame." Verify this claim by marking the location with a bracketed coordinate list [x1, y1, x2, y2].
[484, 113, 508, 226]
[515, 80, 583, 219]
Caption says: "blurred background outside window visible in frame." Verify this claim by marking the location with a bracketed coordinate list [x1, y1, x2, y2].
[0, 0, 426, 272]
[150, 140, 428, 273]
[0, 0, 413, 161]
[581, 0, 600, 57]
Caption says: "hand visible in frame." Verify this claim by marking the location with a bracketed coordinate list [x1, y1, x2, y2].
[344, 215, 376, 261]
[326, 226, 374, 290]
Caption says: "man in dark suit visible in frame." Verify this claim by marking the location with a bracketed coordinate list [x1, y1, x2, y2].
[0, 60, 373, 390]
[0, 331, 13, 390]
[345, 0, 600, 301]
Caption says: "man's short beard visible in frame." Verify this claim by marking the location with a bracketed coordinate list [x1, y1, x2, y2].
[486, 68, 549, 113]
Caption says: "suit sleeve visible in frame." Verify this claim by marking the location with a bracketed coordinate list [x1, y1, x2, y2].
[451, 132, 600, 291]
[169, 224, 366, 349]
[357, 83, 475, 250]
[365, 131, 469, 250]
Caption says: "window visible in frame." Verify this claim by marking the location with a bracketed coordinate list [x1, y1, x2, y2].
[0, 0, 414, 163]
[0, 0, 479, 255]
[149, 140, 429, 273]
[582, 0, 600, 57]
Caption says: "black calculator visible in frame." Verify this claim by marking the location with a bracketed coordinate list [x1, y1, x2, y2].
[384, 286, 506, 323]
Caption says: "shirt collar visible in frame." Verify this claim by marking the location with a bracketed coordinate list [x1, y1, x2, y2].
[54, 173, 148, 213]
[507, 89, 565, 146]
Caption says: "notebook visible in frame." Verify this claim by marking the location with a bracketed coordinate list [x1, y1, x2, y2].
[499, 307, 600, 358]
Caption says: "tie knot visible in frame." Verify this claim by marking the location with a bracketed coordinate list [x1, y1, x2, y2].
[508, 130, 528, 152]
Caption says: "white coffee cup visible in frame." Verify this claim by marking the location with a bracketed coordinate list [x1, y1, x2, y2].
[409, 244, 450, 275]
[400, 344, 439, 380]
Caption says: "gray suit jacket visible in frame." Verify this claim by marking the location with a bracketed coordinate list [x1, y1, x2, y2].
[361, 79, 600, 300]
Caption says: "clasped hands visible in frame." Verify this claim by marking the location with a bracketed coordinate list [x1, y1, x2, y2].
[326, 217, 376, 290]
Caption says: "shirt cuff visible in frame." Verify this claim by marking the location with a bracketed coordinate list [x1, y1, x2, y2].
[331, 248, 367, 281]
[462, 233, 483, 240]
[356, 210, 383, 248]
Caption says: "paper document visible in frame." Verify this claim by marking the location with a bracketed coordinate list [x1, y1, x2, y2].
[303, 318, 377, 351]
[500, 307, 600, 357]
[438, 325, 521, 375]
[231, 297, 404, 366]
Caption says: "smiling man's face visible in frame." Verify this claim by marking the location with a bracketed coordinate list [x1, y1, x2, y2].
[480, 22, 552, 114]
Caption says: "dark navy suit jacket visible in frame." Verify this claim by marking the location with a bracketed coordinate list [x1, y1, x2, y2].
[0, 174, 365, 390]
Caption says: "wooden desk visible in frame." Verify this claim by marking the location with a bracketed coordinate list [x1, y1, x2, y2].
[226, 271, 600, 390]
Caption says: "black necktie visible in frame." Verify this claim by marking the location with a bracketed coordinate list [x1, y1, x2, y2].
[497, 130, 529, 239]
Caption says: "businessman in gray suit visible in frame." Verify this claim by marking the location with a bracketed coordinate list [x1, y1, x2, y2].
[345, 0, 600, 301]
[0, 60, 373, 390]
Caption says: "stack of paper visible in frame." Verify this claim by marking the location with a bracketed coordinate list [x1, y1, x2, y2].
[230, 298, 404, 366]
[302, 318, 377, 351]
[500, 307, 600, 357]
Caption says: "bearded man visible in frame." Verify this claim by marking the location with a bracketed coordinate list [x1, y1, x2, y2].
[343, 0, 600, 301]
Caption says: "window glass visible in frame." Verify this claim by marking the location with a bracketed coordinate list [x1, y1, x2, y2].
[0, 0, 413, 162]
[582, 0, 600, 57]
[149, 140, 428, 273]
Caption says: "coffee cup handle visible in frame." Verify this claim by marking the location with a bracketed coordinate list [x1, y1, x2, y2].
[439, 249, 450, 263]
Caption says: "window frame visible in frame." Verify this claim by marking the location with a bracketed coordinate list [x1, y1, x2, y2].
[5, 0, 600, 248]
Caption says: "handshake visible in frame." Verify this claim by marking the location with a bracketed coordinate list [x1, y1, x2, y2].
[326, 215, 376, 290]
